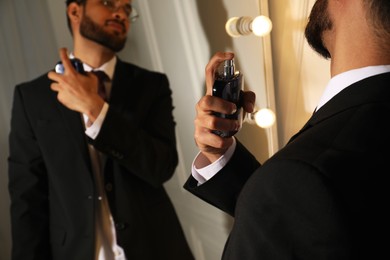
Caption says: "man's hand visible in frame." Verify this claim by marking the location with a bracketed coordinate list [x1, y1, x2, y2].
[194, 52, 255, 163]
[48, 48, 105, 122]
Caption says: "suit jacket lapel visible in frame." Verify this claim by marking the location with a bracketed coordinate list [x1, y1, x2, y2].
[288, 72, 390, 144]
[56, 99, 92, 170]
[109, 59, 135, 107]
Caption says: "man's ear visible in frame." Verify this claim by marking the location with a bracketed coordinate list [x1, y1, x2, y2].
[67, 3, 81, 22]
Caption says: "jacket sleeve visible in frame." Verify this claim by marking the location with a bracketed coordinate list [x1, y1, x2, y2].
[183, 141, 261, 216]
[8, 85, 51, 260]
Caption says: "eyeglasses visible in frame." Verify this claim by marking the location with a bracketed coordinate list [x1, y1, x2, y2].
[100, 0, 139, 22]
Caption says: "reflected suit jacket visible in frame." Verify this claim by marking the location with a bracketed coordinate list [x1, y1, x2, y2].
[8, 59, 194, 260]
[184, 72, 390, 260]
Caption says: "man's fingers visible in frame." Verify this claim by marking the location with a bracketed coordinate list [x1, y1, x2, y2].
[58, 48, 76, 75]
[50, 82, 60, 92]
[47, 71, 60, 83]
[197, 95, 237, 115]
[242, 91, 256, 113]
[194, 125, 233, 151]
[195, 111, 239, 138]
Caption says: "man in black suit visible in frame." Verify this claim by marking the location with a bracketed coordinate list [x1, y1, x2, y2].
[185, 0, 390, 259]
[8, 0, 194, 259]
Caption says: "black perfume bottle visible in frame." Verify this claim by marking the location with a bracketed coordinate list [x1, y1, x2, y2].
[55, 58, 85, 74]
[212, 59, 243, 137]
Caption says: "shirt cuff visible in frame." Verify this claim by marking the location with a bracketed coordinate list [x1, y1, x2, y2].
[191, 138, 236, 185]
[84, 103, 109, 139]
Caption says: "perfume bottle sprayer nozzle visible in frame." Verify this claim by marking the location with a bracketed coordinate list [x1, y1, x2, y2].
[223, 59, 235, 78]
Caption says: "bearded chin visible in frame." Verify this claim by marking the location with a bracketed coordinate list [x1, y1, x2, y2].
[304, 22, 331, 59]
[304, 0, 332, 59]
[80, 15, 127, 52]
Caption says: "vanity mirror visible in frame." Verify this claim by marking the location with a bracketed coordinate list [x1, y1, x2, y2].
[122, 0, 278, 259]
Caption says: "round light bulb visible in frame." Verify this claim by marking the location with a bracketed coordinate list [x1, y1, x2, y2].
[254, 108, 275, 128]
[251, 16, 273, 37]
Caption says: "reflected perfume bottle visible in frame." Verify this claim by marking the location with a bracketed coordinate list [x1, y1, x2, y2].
[212, 59, 244, 137]
[54, 58, 85, 75]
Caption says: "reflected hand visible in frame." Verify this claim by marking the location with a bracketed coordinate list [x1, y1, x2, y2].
[48, 48, 104, 122]
[194, 52, 256, 163]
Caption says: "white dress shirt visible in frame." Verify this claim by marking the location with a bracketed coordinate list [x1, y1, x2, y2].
[192, 65, 390, 184]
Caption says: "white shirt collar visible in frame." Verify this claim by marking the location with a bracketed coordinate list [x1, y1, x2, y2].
[69, 53, 117, 80]
[316, 65, 390, 111]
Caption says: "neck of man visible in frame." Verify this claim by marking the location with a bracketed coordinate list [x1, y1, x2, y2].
[330, 38, 390, 78]
[73, 38, 116, 69]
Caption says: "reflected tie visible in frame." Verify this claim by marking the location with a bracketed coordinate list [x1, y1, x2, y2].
[93, 70, 109, 101]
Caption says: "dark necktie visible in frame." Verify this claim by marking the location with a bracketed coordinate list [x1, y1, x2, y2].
[93, 70, 109, 101]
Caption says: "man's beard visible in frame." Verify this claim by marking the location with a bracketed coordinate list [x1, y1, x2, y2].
[80, 14, 127, 52]
[304, 0, 333, 59]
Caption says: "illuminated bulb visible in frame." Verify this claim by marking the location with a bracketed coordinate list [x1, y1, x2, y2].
[246, 108, 276, 128]
[251, 16, 273, 37]
[225, 15, 272, 37]
[254, 108, 275, 128]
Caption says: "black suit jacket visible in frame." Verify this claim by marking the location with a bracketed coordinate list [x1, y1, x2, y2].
[8, 59, 194, 260]
[185, 72, 390, 259]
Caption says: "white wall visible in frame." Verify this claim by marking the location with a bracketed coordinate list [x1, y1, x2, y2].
[1, 1, 60, 259]
[269, 0, 330, 145]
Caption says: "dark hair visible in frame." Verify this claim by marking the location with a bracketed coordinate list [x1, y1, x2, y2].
[66, 0, 86, 5]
